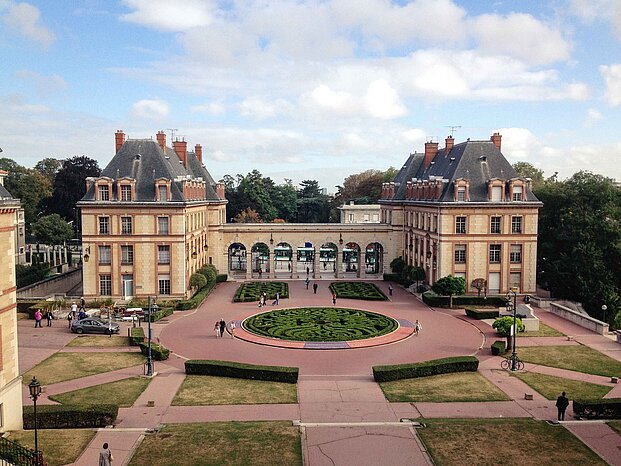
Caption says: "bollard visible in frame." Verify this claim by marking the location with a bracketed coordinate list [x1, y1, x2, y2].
[524, 393, 533, 400]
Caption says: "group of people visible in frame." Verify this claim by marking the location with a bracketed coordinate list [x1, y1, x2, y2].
[214, 318, 235, 337]
[258, 291, 281, 307]
[33, 309, 54, 328]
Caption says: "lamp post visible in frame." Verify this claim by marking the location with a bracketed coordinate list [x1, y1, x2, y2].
[507, 288, 518, 371]
[28, 376, 41, 459]
[602, 304, 608, 325]
[145, 296, 154, 376]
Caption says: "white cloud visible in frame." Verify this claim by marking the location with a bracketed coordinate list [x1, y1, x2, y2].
[191, 102, 225, 114]
[364, 79, 407, 119]
[131, 98, 170, 119]
[584, 108, 603, 127]
[310, 85, 354, 112]
[1, 1, 55, 46]
[600, 64, 621, 105]
[239, 98, 292, 120]
[15, 70, 68, 94]
[570, 0, 621, 40]
[120, 0, 214, 32]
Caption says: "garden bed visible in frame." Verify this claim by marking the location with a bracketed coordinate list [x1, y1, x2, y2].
[329, 282, 388, 300]
[233, 282, 289, 302]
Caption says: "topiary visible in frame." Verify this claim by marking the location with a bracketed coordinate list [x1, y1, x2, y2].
[492, 316, 525, 336]
[190, 273, 207, 290]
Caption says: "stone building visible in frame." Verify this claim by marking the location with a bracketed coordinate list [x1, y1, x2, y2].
[338, 201, 381, 223]
[0, 177, 23, 431]
[380, 133, 541, 294]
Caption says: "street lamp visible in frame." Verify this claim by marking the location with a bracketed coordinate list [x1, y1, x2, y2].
[145, 296, 155, 376]
[602, 304, 608, 325]
[507, 288, 518, 371]
[28, 376, 42, 459]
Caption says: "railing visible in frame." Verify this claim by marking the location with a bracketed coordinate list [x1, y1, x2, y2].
[0, 436, 45, 466]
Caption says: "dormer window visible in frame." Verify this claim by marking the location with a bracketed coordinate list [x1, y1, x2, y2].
[120, 185, 132, 201]
[99, 185, 110, 201]
[155, 179, 171, 202]
[453, 179, 470, 202]
[457, 187, 466, 201]
[158, 185, 168, 202]
[488, 179, 506, 202]
[513, 191, 523, 201]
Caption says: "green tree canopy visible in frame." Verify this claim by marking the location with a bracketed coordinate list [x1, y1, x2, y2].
[432, 275, 466, 308]
[189, 272, 207, 290]
[31, 214, 74, 245]
[48, 155, 101, 221]
[512, 161, 545, 189]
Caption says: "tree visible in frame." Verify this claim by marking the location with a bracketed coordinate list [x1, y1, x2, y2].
[512, 162, 545, 189]
[390, 256, 406, 275]
[34, 157, 62, 184]
[471, 278, 487, 297]
[31, 214, 74, 245]
[234, 207, 262, 223]
[492, 316, 525, 336]
[432, 275, 466, 308]
[189, 272, 207, 290]
[48, 155, 101, 221]
[298, 180, 330, 223]
[199, 265, 217, 285]
[410, 267, 426, 291]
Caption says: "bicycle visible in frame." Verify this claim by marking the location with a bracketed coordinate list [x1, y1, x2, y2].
[501, 355, 524, 371]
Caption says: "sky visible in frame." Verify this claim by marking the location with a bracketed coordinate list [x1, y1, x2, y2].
[1, 0, 621, 192]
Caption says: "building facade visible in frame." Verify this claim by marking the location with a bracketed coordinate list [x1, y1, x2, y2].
[80, 130, 539, 300]
[338, 201, 381, 224]
[0, 176, 23, 431]
[379, 133, 541, 294]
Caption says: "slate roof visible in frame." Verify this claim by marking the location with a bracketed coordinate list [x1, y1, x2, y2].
[390, 139, 539, 203]
[0, 184, 15, 200]
[80, 139, 222, 203]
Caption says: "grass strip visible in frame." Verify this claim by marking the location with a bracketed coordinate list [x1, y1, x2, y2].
[49, 377, 150, 407]
[523, 323, 564, 337]
[517, 345, 621, 378]
[7, 429, 96, 466]
[512, 371, 612, 400]
[67, 335, 130, 347]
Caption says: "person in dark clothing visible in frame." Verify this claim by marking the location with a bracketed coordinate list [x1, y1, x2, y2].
[45, 310, 53, 326]
[556, 391, 569, 421]
[332, 292, 336, 305]
[219, 319, 226, 337]
[313, 283, 318, 294]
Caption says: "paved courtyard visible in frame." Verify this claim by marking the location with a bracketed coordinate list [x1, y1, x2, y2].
[16, 280, 621, 465]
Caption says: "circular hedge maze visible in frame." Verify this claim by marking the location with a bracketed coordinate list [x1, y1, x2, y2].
[242, 307, 399, 342]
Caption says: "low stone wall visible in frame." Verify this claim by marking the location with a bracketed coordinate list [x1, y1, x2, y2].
[549, 302, 608, 335]
[529, 296, 553, 308]
[17, 268, 82, 299]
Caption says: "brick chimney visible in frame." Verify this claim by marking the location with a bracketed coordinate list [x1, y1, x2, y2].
[156, 131, 166, 151]
[195, 144, 202, 164]
[424, 141, 439, 169]
[173, 139, 188, 167]
[215, 182, 225, 199]
[115, 130, 125, 153]
[491, 132, 502, 151]
[445, 135, 454, 153]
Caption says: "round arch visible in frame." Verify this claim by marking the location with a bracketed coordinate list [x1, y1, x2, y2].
[228, 242, 247, 276]
[342, 242, 360, 275]
[365, 242, 384, 275]
[273, 242, 293, 275]
[251, 242, 270, 278]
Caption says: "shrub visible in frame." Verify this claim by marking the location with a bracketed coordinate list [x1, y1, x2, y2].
[383, 273, 399, 282]
[185, 360, 298, 383]
[175, 280, 216, 310]
[199, 266, 217, 286]
[573, 398, 621, 419]
[491, 340, 507, 355]
[372, 356, 479, 382]
[329, 282, 387, 301]
[190, 273, 207, 290]
[147, 306, 173, 322]
[129, 327, 145, 346]
[216, 274, 228, 283]
[422, 291, 507, 308]
[23, 404, 118, 429]
[465, 307, 500, 320]
[492, 316, 525, 337]
[139, 342, 170, 361]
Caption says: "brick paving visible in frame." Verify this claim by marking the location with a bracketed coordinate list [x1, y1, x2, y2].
[15, 282, 621, 465]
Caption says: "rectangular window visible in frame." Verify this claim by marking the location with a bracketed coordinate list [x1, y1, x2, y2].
[457, 187, 466, 201]
[121, 216, 133, 235]
[455, 216, 467, 234]
[490, 216, 502, 234]
[98, 185, 110, 201]
[364, 214, 370, 222]
[491, 186, 502, 202]
[121, 245, 133, 265]
[158, 185, 167, 202]
[158, 217, 169, 235]
[120, 185, 132, 201]
[98, 245, 111, 265]
[348, 213, 354, 223]
[513, 190, 523, 201]
[489, 244, 501, 263]
[158, 245, 170, 264]
[454, 244, 466, 263]
[510, 244, 522, 263]
[100, 274, 112, 295]
[99, 217, 110, 235]
[373, 214, 379, 222]
[511, 216, 522, 234]
[158, 275, 171, 295]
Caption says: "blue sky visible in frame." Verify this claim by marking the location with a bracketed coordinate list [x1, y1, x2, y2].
[1, 0, 621, 191]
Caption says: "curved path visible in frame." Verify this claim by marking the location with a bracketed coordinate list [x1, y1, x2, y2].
[160, 280, 484, 375]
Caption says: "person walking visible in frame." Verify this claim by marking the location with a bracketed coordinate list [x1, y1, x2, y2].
[414, 319, 422, 335]
[71, 302, 78, 318]
[214, 320, 220, 338]
[79, 297, 86, 312]
[313, 282, 318, 294]
[272, 292, 280, 305]
[332, 292, 337, 305]
[230, 320, 236, 337]
[99, 442, 113, 466]
[219, 318, 226, 338]
[556, 391, 570, 421]
[388, 284, 393, 296]
[34, 309, 43, 328]
[67, 311, 73, 329]
[45, 310, 53, 327]
[305, 277, 310, 290]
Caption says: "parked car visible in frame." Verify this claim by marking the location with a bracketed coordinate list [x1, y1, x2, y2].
[71, 317, 120, 335]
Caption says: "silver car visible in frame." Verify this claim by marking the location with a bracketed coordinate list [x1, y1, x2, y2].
[70, 317, 120, 335]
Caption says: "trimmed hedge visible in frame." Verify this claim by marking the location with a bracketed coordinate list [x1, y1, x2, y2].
[185, 359, 299, 383]
[491, 340, 507, 355]
[147, 306, 173, 322]
[329, 282, 388, 301]
[129, 326, 145, 346]
[23, 404, 118, 429]
[139, 342, 170, 361]
[233, 282, 289, 302]
[216, 274, 228, 283]
[465, 307, 500, 320]
[573, 398, 621, 419]
[422, 291, 507, 308]
[373, 356, 479, 382]
[175, 280, 216, 310]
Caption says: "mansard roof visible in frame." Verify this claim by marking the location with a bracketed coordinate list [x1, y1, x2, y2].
[390, 138, 539, 203]
[80, 138, 221, 203]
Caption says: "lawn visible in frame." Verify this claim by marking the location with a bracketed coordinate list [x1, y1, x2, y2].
[172, 375, 297, 405]
[523, 322, 564, 337]
[128, 422, 301, 466]
[49, 377, 151, 407]
[609, 421, 621, 435]
[24, 352, 145, 385]
[418, 418, 605, 466]
[7, 429, 96, 466]
[517, 345, 621, 378]
[379, 372, 510, 402]
[512, 372, 612, 400]
[67, 335, 130, 347]
[233, 281, 289, 302]
[329, 281, 388, 300]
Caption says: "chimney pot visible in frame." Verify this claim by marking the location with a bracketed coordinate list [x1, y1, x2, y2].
[491, 132, 502, 151]
[156, 131, 166, 151]
[424, 141, 439, 169]
[445, 135, 454, 153]
[173, 140, 188, 168]
[115, 130, 125, 153]
[195, 144, 203, 164]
